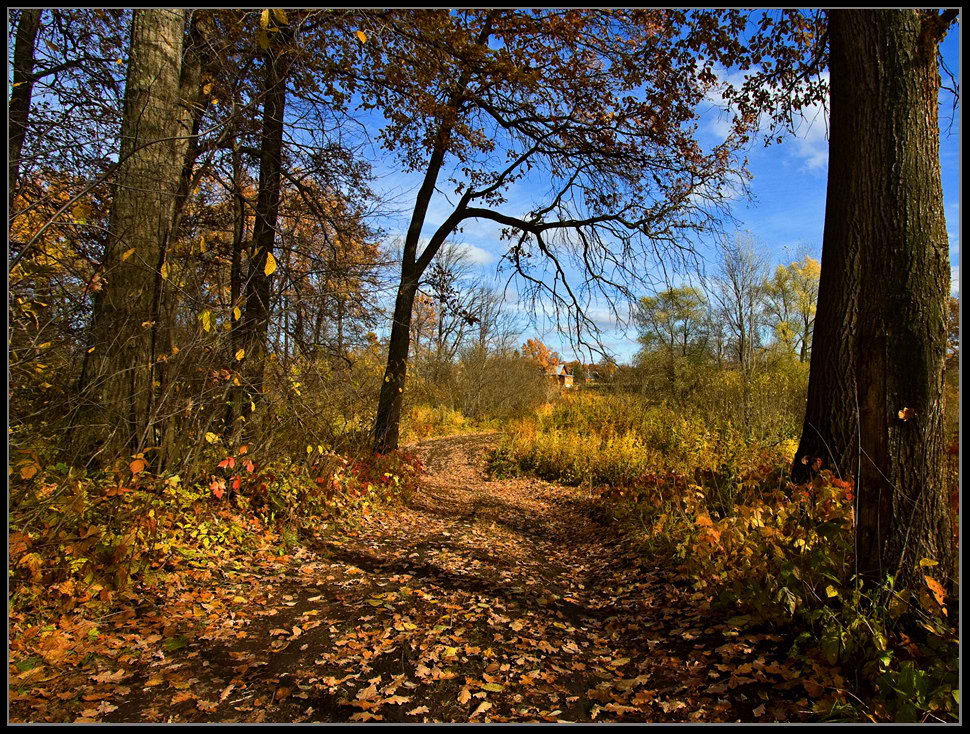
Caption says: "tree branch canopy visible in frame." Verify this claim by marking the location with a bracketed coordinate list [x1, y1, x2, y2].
[336, 9, 830, 346]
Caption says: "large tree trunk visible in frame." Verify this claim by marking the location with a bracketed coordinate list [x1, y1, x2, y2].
[8, 9, 42, 216]
[79, 9, 187, 463]
[794, 9, 955, 589]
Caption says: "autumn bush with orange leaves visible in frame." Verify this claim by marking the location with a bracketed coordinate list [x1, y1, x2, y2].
[491, 391, 958, 722]
[8, 438, 422, 629]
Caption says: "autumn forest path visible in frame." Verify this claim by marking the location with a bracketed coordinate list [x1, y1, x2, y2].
[85, 432, 810, 722]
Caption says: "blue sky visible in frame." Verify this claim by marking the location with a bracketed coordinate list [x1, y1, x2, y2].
[366, 20, 961, 365]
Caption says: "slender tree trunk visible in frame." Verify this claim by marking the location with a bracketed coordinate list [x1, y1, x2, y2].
[240, 26, 288, 404]
[794, 9, 955, 588]
[225, 135, 247, 436]
[373, 274, 419, 453]
[9, 9, 42, 217]
[336, 295, 345, 357]
[153, 10, 208, 468]
[798, 322, 809, 363]
[371, 138, 450, 453]
[313, 306, 325, 357]
[79, 9, 187, 463]
[370, 17, 493, 453]
[283, 296, 290, 359]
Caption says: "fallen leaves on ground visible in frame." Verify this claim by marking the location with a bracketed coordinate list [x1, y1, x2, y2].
[9, 434, 817, 723]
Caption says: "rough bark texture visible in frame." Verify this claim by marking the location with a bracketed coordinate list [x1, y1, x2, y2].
[154, 10, 209, 469]
[794, 9, 954, 588]
[9, 9, 42, 215]
[80, 9, 187, 462]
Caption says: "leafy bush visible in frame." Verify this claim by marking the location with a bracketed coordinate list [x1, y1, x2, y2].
[9, 440, 422, 623]
[491, 391, 958, 722]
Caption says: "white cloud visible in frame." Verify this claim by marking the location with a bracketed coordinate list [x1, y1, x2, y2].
[951, 265, 960, 297]
[703, 65, 830, 174]
[787, 90, 830, 172]
[453, 242, 497, 266]
[382, 234, 497, 268]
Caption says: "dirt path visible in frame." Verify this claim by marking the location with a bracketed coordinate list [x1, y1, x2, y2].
[19, 433, 812, 723]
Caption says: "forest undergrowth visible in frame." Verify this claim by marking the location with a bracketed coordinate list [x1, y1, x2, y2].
[8, 386, 959, 723]
[9, 409, 427, 697]
[489, 392, 960, 723]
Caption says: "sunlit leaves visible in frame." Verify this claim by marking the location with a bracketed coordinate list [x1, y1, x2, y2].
[263, 251, 277, 276]
[71, 201, 92, 223]
[924, 575, 946, 606]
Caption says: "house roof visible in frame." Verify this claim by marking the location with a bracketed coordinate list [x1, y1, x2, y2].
[544, 364, 569, 376]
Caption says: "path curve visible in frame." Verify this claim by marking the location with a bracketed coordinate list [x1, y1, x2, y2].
[93, 432, 806, 723]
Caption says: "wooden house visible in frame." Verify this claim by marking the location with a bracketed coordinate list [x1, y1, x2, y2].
[544, 363, 574, 389]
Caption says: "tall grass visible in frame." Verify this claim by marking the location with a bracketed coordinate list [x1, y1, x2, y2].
[490, 389, 958, 722]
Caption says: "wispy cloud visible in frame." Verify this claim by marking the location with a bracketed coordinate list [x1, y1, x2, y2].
[702, 65, 830, 174]
[453, 242, 497, 266]
[786, 88, 829, 172]
[381, 235, 498, 270]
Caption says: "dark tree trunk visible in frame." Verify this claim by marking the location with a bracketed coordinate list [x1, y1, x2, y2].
[225, 134, 247, 436]
[370, 134, 453, 453]
[313, 306, 325, 357]
[336, 295, 345, 358]
[8, 9, 42, 216]
[240, 27, 288, 403]
[794, 9, 955, 589]
[373, 275, 419, 453]
[369, 19, 493, 454]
